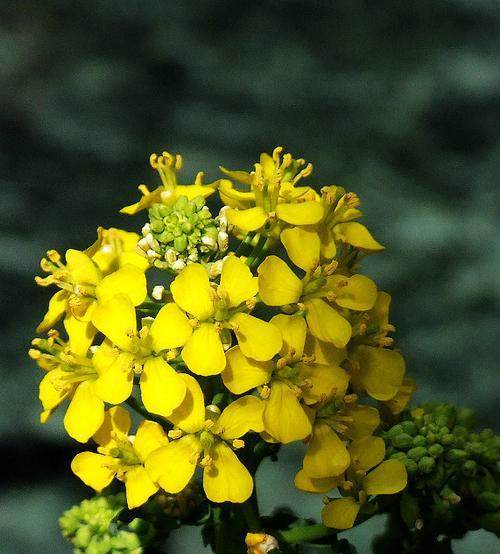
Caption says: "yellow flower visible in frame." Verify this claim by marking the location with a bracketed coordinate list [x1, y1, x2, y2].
[220, 148, 323, 234]
[35, 248, 146, 339]
[319, 436, 407, 529]
[85, 226, 149, 273]
[91, 294, 189, 418]
[71, 406, 168, 509]
[157, 256, 282, 376]
[33, 327, 104, 443]
[257, 254, 377, 349]
[145, 375, 264, 503]
[120, 151, 222, 215]
[348, 345, 406, 402]
[222, 315, 350, 444]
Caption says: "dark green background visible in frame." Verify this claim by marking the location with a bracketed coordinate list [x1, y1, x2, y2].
[1, 1, 498, 552]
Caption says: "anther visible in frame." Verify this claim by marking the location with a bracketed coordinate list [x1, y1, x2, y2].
[232, 439, 245, 450]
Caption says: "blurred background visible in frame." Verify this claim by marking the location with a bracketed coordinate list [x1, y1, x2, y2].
[1, 1, 499, 552]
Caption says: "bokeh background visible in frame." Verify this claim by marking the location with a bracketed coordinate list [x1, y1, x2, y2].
[1, 1, 499, 552]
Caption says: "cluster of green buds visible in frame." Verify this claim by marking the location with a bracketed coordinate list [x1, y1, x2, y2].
[59, 493, 157, 554]
[383, 403, 500, 537]
[137, 195, 229, 273]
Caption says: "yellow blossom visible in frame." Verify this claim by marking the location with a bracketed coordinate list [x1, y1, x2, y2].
[145, 375, 264, 503]
[220, 148, 323, 234]
[120, 151, 223, 215]
[222, 315, 350, 444]
[91, 294, 188, 418]
[157, 256, 282, 375]
[318, 436, 407, 529]
[71, 407, 168, 508]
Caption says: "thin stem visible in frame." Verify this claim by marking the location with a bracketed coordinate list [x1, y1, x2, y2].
[239, 490, 261, 532]
[278, 524, 335, 544]
[125, 396, 170, 429]
[235, 231, 256, 256]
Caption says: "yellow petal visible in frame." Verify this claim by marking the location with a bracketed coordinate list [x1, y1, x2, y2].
[384, 377, 417, 415]
[299, 364, 349, 405]
[145, 435, 201, 493]
[95, 264, 147, 306]
[222, 346, 273, 394]
[140, 357, 187, 418]
[257, 256, 303, 306]
[213, 396, 265, 440]
[334, 222, 384, 252]
[39, 369, 73, 416]
[64, 316, 95, 357]
[275, 201, 324, 225]
[182, 323, 226, 376]
[363, 459, 407, 495]
[305, 298, 351, 348]
[66, 249, 102, 284]
[368, 291, 391, 328]
[150, 303, 193, 352]
[317, 225, 336, 260]
[294, 469, 339, 494]
[203, 442, 253, 503]
[171, 264, 214, 320]
[303, 422, 350, 478]
[91, 294, 136, 351]
[270, 314, 306, 363]
[220, 256, 258, 308]
[168, 374, 205, 433]
[123, 466, 159, 509]
[263, 380, 312, 444]
[304, 334, 346, 366]
[226, 206, 268, 232]
[36, 290, 68, 333]
[231, 313, 282, 361]
[120, 187, 162, 215]
[327, 274, 377, 311]
[322, 497, 360, 530]
[281, 227, 320, 272]
[350, 346, 405, 401]
[71, 452, 115, 491]
[133, 420, 169, 462]
[94, 406, 132, 446]
[343, 405, 380, 440]
[94, 352, 134, 405]
[92, 340, 118, 374]
[218, 178, 254, 209]
[64, 380, 104, 443]
[349, 436, 386, 472]
[175, 184, 216, 200]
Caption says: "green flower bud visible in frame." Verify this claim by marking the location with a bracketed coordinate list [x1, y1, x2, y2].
[404, 459, 419, 476]
[388, 424, 404, 439]
[477, 492, 500, 512]
[412, 435, 427, 448]
[392, 433, 414, 450]
[174, 235, 188, 252]
[418, 456, 435, 474]
[446, 449, 468, 463]
[441, 433, 455, 446]
[408, 446, 427, 461]
[428, 443, 444, 458]
[401, 421, 418, 436]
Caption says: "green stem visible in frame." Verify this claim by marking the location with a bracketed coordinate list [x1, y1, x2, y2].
[239, 490, 262, 532]
[235, 231, 256, 256]
[245, 233, 266, 267]
[278, 524, 335, 544]
[125, 396, 170, 429]
[249, 237, 277, 271]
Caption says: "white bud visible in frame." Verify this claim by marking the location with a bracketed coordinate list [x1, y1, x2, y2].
[188, 250, 199, 262]
[208, 259, 224, 278]
[146, 233, 159, 249]
[202, 235, 217, 249]
[147, 248, 159, 260]
[218, 231, 229, 251]
[141, 222, 151, 235]
[172, 259, 186, 272]
[137, 237, 149, 251]
[165, 249, 177, 264]
[152, 285, 165, 301]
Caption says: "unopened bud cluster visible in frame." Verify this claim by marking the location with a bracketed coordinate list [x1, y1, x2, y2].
[59, 493, 157, 554]
[137, 195, 229, 272]
[384, 403, 500, 536]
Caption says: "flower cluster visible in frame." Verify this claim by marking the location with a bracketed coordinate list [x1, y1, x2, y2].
[31, 148, 412, 542]
[383, 403, 500, 537]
